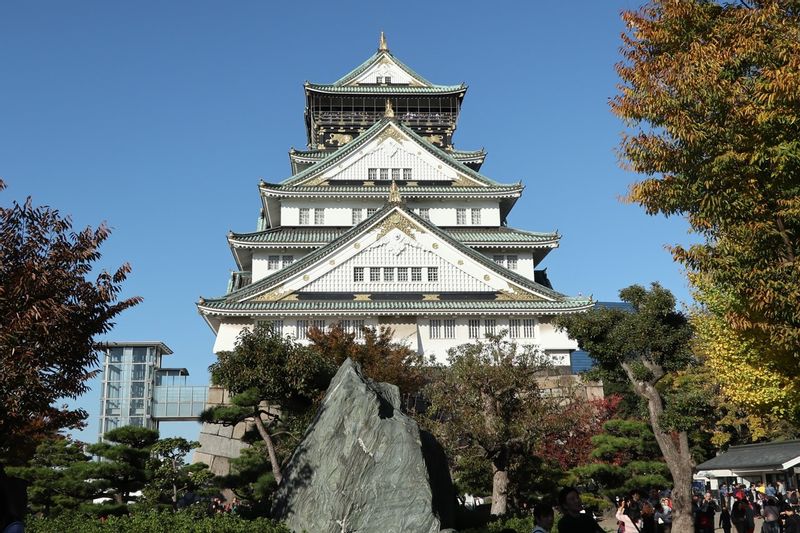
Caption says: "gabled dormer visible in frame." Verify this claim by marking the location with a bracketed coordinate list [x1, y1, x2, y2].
[304, 33, 466, 151]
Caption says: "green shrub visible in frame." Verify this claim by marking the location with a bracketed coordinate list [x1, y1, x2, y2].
[26, 510, 290, 533]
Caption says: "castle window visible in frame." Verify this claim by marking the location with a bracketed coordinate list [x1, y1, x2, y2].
[418, 208, 430, 221]
[397, 267, 408, 282]
[268, 255, 280, 270]
[456, 208, 466, 225]
[370, 267, 380, 282]
[299, 208, 310, 225]
[444, 319, 456, 339]
[314, 208, 325, 225]
[523, 319, 535, 338]
[411, 267, 422, 282]
[312, 319, 326, 332]
[507, 255, 518, 270]
[493, 255, 504, 266]
[509, 319, 521, 339]
[484, 319, 497, 336]
[468, 319, 481, 339]
[282, 255, 294, 268]
[376, 76, 383, 84]
[392, 168, 401, 180]
[427, 267, 438, 282]
[380, 168, 389, 180]
[383, 267, 394, 282]
[296, 319, 309, 337]
[368, 168, 377, 180]
[353, 320, 365, 339]
[429, 319, 442, 339]
[384, 76, 391, 84]
[367, 207, 378, 217]
[403, 168, 412, 180]
[353, 267, 364, 282]
[471, 208, 482, 225]
[352, 208, 363, 224]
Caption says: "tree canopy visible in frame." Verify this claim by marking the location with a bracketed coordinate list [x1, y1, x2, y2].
[0, 180, 140, 464]
[612, 0, 800, 418]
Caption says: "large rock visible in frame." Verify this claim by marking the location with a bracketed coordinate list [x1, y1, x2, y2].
[272, 359, 454, 532]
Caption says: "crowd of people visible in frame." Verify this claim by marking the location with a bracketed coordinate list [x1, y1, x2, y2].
[522, 481, 800, 533]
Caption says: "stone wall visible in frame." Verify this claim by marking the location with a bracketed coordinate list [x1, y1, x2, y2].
[192, 386, 252, 476]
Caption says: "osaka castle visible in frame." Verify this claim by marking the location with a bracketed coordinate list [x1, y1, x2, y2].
[197, 34, 592, 366]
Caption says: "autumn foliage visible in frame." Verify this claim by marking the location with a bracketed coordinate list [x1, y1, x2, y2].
[0, 180, 141, 464]
[612, 0, 800, 418]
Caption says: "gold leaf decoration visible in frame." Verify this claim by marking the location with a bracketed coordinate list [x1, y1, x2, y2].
[353, 293, 372, 301]
[375, 211, 424, 240]
[495, 286, 542, 301]
[422, 294, 440, 301]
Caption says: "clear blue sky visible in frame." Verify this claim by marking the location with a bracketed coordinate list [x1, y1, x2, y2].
[0, 0, 695, 443]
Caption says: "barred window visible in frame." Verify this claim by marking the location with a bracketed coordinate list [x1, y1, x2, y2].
[468, 319, 481, 339]
[427, 267, 438, 282]
[403, 168, 412, 180]
[282, 255, 294, 268]
[471, 208, 481, 225]
[429, 319, 442, 339]
[411, 267, 422, 282]
[296, 320, 309, 337]
[444, 319, 456, 339]
[484, 319, 496, 336]
[314, 208, 325, 225]
[340, 320, 351, 333]
[370, 267, 380, 282]
[299, 208, 310, 225]
[375, 76, 383, 84]
[456, 208, 466, 225]
[507, 255, 518, 270]
[268, 255, 280, 270]
[383, 267, 394, 282]
[418, 208, 430, 221]
[353, 320, 365, 339]
[272, 320, 284, 336]
[384, 76, 391, 84]
[367, 207, 378, 217]
[509, 319, 521, 339]
[312, 319, 326, 332]
[392, 168, 401, 180]
[380, 168, 389, 180]
[354, 267, 364, 282]
[368, 168, 377, 180]
[352, 208, 363, 224]
[523, 319, 535, 338]
[493, 255, 505, 266]
[397, 267, 408, 282]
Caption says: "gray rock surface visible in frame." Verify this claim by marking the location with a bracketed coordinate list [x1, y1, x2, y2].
[272, 358, 454, 532]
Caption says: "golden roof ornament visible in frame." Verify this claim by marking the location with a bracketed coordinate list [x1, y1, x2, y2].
[388, 179, 402, 203]
[384, 98, 395, 118]
[379, 31, 388, 51]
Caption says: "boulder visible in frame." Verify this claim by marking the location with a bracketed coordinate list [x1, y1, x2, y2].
[272, 358, 454, 532]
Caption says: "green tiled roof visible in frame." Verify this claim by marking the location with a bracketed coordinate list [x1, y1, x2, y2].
[205, 203, 570, 307]
[306, 83, 466, 94]
[260, 184, 522, 196]
[290, 147, 485, 161]
[199, 298, 593, 313]
[329, 49, 455, 89]
[279, 119, 505, 187]
[229, 226, 558, 246]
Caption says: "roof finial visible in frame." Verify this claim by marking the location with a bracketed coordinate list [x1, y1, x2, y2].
[379, 31, 388, 51]
[384, 98, 395, 118]
[388, 179, 402, 203]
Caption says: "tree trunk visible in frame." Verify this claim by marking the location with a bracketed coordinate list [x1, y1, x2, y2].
[490, 457, 509, 516]
[253, 413, 283, 484]
[621, 361, 695, 533]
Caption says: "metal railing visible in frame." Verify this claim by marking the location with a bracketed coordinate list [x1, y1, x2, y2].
[313, 110, 457, 127]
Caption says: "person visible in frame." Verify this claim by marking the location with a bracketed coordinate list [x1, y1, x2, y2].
[557, 486, 605, 533]
[761, 498, 781, 533]
[640, 502, 657, 533]
[731, 497, 755, 533]
[655, 496, 673, 533]
[616, 497, 642, 533]
[696, 492, 719, 533]
[531, 502, 554, 533]
[719, 505, 732, 533]
[783, 503, 800, 533]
